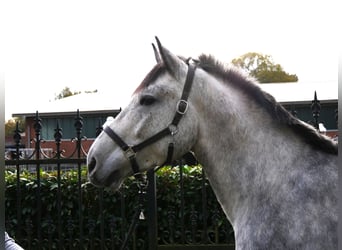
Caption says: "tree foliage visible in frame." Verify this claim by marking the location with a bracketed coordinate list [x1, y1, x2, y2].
[55, 87, 98, 100]
[55, 86, 81, 100]
[5, 117, 25, 137]
[231, 52, 298, 83]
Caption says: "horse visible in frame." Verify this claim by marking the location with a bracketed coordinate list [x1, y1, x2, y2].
[87, 37, 338, 249]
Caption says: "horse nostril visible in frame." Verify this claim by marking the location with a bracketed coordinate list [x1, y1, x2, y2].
[88, 157, 96, 174]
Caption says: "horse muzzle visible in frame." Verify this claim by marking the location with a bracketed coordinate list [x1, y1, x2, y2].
[87, 153, 126, 190]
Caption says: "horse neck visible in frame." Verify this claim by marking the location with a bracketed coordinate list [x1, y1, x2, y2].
[191, 75, 307, 224]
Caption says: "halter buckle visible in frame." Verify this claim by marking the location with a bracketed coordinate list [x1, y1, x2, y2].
[176, 100, 189, 115]
[124, 147, 136, 159]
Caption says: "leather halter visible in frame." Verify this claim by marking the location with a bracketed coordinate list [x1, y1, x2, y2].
[103, 61, 197, 180]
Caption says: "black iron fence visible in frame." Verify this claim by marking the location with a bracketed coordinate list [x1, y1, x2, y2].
[5, 111, 234, 250]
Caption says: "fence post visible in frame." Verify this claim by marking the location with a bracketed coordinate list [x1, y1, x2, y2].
[146, 169, 158, 249]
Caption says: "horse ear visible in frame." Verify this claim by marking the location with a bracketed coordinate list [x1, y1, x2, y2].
[152, 43, 162, 63]
[155, 36, 187, 81]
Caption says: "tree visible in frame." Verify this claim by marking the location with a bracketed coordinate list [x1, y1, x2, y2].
[55, 87, 97, 100]
[5, 117, 25, 137]
[231, 52, 298, 83]
[55, 87, 81, 100]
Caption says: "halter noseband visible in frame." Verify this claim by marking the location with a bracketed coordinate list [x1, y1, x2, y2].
[103, 61, 197, 180]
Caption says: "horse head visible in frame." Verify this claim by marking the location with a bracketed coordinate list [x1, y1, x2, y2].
[87, 37, 199, 189]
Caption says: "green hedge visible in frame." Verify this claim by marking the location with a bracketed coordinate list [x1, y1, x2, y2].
[5, 165, 234, 249]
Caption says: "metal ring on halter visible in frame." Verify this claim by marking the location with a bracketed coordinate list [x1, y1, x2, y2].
[124, 147, 136, 159]
[136, 177, 148, 190]
[168, 124, 178, 136]
[176, 100, 189, 115]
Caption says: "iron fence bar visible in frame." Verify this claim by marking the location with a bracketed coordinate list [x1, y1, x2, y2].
[94, 120, 106, 249]
[75, 109, 84, 248]
[179, 165, 185, 244]
[34, 111, 42, 249]
[201, 168, 208, 244]
[54, 120, 63, 249]
[99, 188, 105, 250]
[121, 188, 126, 243]
[14, 122, 22, 242]
[147, 169, 157, 250]
[5, 158, 87, 166]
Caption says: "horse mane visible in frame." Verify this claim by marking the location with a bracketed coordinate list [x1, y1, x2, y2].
[197, 54, 338, 155]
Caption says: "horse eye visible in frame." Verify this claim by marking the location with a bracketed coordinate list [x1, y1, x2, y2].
[140, 95, 156, 106]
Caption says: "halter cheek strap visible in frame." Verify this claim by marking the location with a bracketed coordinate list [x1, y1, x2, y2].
[103, 61, 197, 180]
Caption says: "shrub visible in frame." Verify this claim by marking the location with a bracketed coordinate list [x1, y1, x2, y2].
[5, 165, 234, 249]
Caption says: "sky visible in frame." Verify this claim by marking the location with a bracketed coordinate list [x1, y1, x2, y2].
[1, 0, 339, 121]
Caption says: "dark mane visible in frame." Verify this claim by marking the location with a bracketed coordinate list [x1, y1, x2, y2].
[197, 54, 337, 155]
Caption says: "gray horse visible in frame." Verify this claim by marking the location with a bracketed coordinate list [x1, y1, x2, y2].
[87, 37, 338, 249]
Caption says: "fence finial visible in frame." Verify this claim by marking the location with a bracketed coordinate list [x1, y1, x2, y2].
[311, 91, 321, 130]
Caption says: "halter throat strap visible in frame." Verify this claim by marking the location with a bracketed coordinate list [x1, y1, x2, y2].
[103, 61, 197, 179]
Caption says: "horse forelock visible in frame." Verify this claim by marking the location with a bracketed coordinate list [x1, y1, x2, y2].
[133, 55, 189, 95]
[197, 54, 338, 155]
[133, 63, 166, 95]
